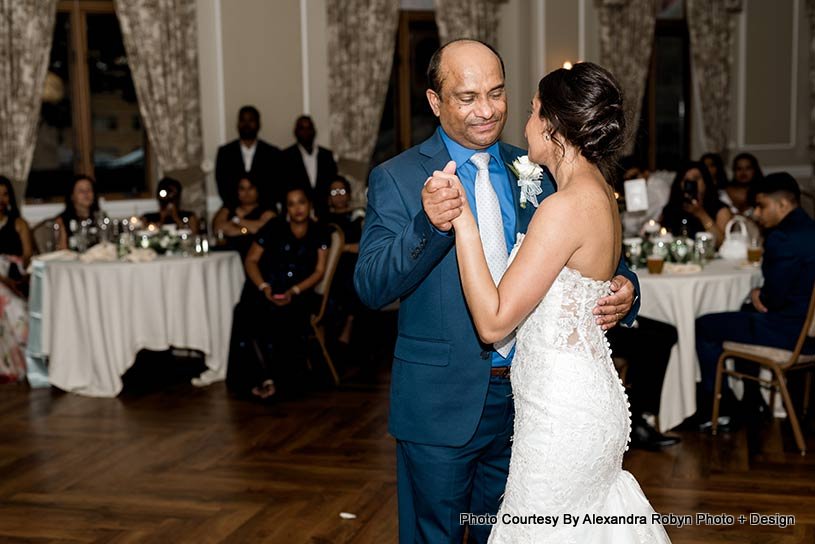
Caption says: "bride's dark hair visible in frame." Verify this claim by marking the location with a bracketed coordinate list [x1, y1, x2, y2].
[536, 62, 626, 185]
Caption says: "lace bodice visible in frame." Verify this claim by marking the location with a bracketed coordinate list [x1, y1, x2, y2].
[488, 235, 670, 543]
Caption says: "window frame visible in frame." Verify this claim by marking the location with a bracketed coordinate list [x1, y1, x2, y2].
[28, 0, 155, 203]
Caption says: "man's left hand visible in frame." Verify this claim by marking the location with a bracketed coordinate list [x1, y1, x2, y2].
[593, 276, 635, 330]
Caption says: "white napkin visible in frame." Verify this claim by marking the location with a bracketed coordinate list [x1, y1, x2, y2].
[33, 249, 78, 262]
[124, 248, 157, 262]
[663, 262, 702, 274]
[79, 243, 117, 263]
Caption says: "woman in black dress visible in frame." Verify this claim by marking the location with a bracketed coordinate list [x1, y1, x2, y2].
[55, 174, 99, 250]
[211, 175, 276, 259]
[0, 177, 32, 267]
[227, 186, 328, 400]
[660, 161, 733, 247]
[0, 176, 32, 383]
[324, 176, 364, 345]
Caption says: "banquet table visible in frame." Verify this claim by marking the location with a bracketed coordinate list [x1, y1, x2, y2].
[25, 251, 244, 397]
[636, 259, 763, 431]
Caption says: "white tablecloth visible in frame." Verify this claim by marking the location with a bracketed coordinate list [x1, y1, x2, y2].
[637, 259, 762, 430]
[30, 252, 244, 397]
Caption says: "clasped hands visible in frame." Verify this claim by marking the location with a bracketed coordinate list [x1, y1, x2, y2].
[421, 160, 634, 330]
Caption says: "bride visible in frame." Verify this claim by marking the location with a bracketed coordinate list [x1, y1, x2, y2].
[448, 63, 671, 543]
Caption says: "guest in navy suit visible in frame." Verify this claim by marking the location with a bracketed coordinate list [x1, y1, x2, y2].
[215, 106, 283, 211]
[281, 115, 338, 219]
[354, 39, 640, 544]
[696, 172, 815, 424]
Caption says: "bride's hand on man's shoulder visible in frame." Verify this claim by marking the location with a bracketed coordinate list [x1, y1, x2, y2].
[422, 160, 470, 231]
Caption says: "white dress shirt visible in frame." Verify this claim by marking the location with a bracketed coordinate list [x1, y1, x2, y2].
[298, 144, 318, 188]
[240, 141, 257, 172]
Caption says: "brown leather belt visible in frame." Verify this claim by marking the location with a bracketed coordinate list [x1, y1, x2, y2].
[490, 366, 511, 379]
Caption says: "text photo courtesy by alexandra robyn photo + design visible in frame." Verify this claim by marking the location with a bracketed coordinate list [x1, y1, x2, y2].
[460, 511, 796, 531]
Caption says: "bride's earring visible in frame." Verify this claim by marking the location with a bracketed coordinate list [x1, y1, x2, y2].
[543, 132, 551, 142]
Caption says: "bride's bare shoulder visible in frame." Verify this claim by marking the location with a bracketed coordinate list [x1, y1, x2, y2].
[531, 178, 611, 224]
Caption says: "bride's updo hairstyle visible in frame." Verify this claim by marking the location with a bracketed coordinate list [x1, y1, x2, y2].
[537, 62, 626, 184]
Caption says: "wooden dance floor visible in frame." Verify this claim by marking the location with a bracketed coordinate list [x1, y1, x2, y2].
[1, 366, 814, 543]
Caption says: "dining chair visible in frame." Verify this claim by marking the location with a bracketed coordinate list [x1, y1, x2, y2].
[711, 286, 815, 454]
[31, 218, 56, 255]
[800, 188, 814, 219]
[307, 224, 345, 385]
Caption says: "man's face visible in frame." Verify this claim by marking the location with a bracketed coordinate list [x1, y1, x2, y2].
[294, 118, 316, 148]
[753, 193, 788, 229]
[238, 111, 259, 141]
[426, 42, 507, 150]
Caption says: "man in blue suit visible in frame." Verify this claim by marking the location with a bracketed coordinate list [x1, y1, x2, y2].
[354, 40, 639, 543]
[696, 172, 815, 422]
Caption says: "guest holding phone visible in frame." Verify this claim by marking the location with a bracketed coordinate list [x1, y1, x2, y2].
[660, 161, 732, 247]
[143, 177, 200, 233]
[226, 187, 328, 400]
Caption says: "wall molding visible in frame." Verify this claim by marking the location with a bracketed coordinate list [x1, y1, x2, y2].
[736, 0, 798, 151]
[763, 163, 812, 179]
[214, 0, 226, 144]
[537, 0, 546, 74]
[577, 0, 585, 63]
[300, 0, 310, 114]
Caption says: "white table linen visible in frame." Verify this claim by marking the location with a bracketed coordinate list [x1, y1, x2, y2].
[636, 259, 762, 430]
[34, 252, 243, 397]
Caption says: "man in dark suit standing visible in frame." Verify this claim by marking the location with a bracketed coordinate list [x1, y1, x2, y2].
[215, 106, 282, 211]
[281, 115, 337, 218]
[696, 172, 815, 422]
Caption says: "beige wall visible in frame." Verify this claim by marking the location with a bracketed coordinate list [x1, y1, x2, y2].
[724, 0, 810, 182]
[498, 0, 811, 184]
[220, 0, 303, 147]
[196, 0, 812, 201]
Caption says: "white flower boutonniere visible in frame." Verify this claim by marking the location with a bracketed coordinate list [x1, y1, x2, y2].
[508, 156, 543, 209]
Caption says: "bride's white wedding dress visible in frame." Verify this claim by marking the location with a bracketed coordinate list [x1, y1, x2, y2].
[488, 236, 671, 543]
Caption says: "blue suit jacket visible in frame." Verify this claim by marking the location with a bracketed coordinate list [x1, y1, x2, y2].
[759, 207, 815, 341]
[354, 130, 639, 446]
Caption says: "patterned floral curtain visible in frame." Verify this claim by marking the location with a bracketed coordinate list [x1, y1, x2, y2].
[326, 0, 398, 185]
[114, 0, 206, 217]
[594, 0, 656, 155]
[434, 0, 508, 46]
[0, 0, 57, 202]
[686, 0, 743, 155]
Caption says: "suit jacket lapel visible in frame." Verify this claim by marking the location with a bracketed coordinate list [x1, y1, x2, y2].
[419, 130, 453, 180]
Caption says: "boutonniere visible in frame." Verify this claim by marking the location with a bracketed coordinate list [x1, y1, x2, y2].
[507, 156, 543, 209]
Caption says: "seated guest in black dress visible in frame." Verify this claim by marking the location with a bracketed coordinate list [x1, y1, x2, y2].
[700, 152, 728, 191]
[55, 174, 100, 251]
[324, 176, 365, 345]
[660, 161, 733, 248]
[0, 177, 31, 383]
[211, 175, 276, 259]
[143, 177, 200, 233]
[227, 187, 329, 400]
[0, 177, 32, 266]
[695, 173, 815, 428]
[724, 152, 764, 215]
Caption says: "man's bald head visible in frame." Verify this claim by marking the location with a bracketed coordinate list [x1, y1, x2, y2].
[425, 39, 508, 149]
[427, 39, 505, 97]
